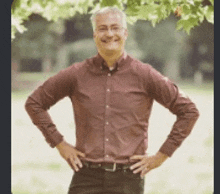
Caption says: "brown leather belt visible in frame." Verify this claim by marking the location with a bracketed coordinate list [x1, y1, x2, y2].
[83, 161, 132, 172]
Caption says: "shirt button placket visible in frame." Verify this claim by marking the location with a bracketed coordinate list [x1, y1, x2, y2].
[104, 71, 112, 161]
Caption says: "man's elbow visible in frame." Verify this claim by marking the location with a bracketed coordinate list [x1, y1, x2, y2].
[179, 102, 200, 120]
[24, 97, 36, 115]
[25, 97, 31, 113]
[195, 107, 200, 118]
[189, 103, 200, 120]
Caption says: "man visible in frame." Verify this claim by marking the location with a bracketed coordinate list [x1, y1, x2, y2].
[25, 7, 199, 194]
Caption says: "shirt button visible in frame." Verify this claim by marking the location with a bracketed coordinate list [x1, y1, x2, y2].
[106, 105, 109, 108]
[106, 121, 109, 125]
[108, 73, 111, 76]
[106, 138, 109, 142]
[107, 89, 110, 92]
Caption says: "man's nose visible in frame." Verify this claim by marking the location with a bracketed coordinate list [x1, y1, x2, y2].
[106, 28, 114, 36]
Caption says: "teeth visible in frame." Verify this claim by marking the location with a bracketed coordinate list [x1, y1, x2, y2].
[102, 40, 118, 43]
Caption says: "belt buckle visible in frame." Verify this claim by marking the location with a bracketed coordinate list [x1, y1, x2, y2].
[105, 163, 116, 172]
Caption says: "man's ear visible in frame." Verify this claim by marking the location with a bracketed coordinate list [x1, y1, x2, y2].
[93, 31, 96, 39]
[124, 29, 128, 40]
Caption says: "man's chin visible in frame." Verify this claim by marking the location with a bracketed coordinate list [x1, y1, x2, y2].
[103, 48, 119, 55]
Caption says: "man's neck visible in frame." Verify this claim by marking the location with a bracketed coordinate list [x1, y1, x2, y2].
[99, 50, 124, 68]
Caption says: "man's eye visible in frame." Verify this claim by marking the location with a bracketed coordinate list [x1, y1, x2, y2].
[112, 27, 119, 30]
[98, 28, 107, 32]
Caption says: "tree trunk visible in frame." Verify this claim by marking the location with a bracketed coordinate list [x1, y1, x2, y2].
[55, 45, 68, 72]
[42, 55, 52, 73]
[163, 44, 181, 82]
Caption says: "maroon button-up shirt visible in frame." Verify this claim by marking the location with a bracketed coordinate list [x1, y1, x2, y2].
[25, 53, 199, 163]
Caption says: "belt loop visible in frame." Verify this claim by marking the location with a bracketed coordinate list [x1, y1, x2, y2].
[105, 163, 116, 172]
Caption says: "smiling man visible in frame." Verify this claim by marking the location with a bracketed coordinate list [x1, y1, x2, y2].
[92, 9, 128, 67]
[25, 7, 199, 194]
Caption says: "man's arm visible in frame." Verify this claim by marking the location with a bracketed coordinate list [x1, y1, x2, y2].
[148, 68, 200, 157]
[25, 68, 74, 147]
[130, 65, 199, 177]
[25, 66, 85, 171]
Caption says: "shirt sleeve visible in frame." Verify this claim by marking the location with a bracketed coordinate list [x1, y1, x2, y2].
[25, 66, 75, 148]
[147, 67, 199, 157]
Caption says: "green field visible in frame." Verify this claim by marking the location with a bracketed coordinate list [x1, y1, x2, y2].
[12, 79, 213, 194]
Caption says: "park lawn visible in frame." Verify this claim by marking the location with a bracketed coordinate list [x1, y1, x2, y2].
[12, 81, 213, 194]
[18, 72, 56, 82]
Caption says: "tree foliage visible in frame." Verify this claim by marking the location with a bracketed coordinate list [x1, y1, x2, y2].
[11, 0, 214, 40]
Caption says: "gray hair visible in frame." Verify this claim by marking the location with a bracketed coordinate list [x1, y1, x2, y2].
[90, 6, 127, 31]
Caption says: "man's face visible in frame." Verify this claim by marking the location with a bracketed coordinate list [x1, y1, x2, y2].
[93, 12, 128, 55]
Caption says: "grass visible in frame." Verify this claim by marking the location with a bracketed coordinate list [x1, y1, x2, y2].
[12, 90, 32, 100]
[18, 72, 56, 82]
[12, 75, 213, 194]
[177, 81, 213, 95]
[12, 72, 56, 99]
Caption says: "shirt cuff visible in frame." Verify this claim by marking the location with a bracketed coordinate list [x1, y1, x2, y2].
[158, 140, 179, 157]
[46, 130, 64, 148]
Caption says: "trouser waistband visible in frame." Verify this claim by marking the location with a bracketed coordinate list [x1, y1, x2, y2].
[82, 161, 132, 172]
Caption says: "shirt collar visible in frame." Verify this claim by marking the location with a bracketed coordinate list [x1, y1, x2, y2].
[94, 51, 128, 71]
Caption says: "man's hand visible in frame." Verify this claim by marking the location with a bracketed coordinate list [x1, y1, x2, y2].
[56, 140, 85, 172]
[129, 152, 168, 178]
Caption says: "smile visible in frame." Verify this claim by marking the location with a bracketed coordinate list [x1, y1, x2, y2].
[102, 39, 119, 43]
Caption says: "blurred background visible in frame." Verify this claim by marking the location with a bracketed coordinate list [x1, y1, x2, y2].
[12, 11, 213, 194]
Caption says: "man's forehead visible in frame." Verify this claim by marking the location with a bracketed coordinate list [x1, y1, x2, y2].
[95, 13, 122, 26]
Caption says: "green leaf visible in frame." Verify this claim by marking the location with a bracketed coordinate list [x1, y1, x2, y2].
[11, 26, 16, 41]
[126, 0, 140, 13]
[77, 0, 94, 14]
[127, 0, 141, 6]
[11, 0, 21, 14]
[156, 4, 169, 20]
[196, 7, 205, 23]
[182, 4, 191, 15]
[197, 13, 204, 23]
[38, 0, 47, 8]
[138, 4, 158, 20]
[161, 0, 173, 13]
[209, 0, 214, 6]
[205, 5, 214, 24]
[126, 16, 138, 25]
[100, 0, 118, 7]
[176, 16, 199, 34]
[88, 3, 101, 14]
[125, 6, 140, 16]
[187, 0, 194, 6]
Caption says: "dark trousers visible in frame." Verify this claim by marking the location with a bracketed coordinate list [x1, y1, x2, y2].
[68, 166, 145, 194]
